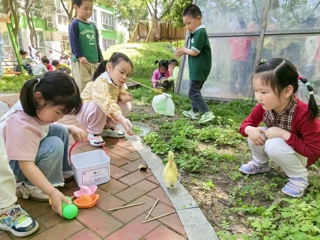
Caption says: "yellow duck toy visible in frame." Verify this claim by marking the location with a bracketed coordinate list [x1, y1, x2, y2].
[163, 151, 178, 189]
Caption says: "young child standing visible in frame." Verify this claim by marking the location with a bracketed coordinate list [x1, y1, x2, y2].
[151, 60, 171, 88]
[174, 4, 215, 124]
[239, 58, 320, 198]
[3, 71, 87, 215]
[77, 52, 134, 147]
[69, 0, 103, 91]
[0, 137, 39, 237]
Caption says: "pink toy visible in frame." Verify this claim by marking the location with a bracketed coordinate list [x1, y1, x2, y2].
[74, 185, 97, 198]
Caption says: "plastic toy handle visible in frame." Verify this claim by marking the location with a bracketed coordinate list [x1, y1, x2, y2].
[68, 138, 108, 167]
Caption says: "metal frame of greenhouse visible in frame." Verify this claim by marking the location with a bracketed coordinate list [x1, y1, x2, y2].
[177, 0, 320, 103]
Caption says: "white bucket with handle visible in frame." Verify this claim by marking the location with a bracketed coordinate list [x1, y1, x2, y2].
[69, 141, 110, 187]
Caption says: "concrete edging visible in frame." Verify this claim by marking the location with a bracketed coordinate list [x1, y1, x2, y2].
[127, 136, 219, 240]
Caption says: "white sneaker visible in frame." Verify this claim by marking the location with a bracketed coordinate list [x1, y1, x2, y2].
[88, 133, 105, 147]
[101, 128, 125, 138]
[20, 182, 49, 202]
[0, 204, 39, 237]
[63, 170, 74, 181]
[182, 110, 200, 119]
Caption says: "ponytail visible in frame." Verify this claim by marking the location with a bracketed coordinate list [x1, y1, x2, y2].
[92, 60, 108, 81]
[299, 76, 319, 120]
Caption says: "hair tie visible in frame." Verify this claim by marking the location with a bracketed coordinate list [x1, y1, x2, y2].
[309, 91, 314, 95]
[298, 75, 302, 80]
[305, 82, 310, 87]
[260, 58, 267, 64]
[37, 78, 40, 83]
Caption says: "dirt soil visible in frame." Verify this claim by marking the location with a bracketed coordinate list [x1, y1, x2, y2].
[131, 102, 320, 239]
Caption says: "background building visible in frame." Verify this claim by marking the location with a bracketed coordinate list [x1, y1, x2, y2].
[0, 1, 119, 61]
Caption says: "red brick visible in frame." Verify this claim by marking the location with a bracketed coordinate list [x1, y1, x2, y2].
[107, 145, 132, 156]
[76, 207, 123, 237]
[106, 214, 160, 240]
[95, 188, 126, 211]
[0, 232, 11, 240]
[108, 152, 130, 167]
[68, 228, 102, 240]
[124, 145, 137, 152]
[105, 138, 131, 148]
[110, 165, 130, 179]
[147, 175, 159, 185]
[122, 151, 142, 161]
[150, 203, 186, 236]
[99, 178, 128, 194]
[17, 199, 51, 218]
[121, 159, 146, 172]
[147, 187, 173, 207]
[36, 210, 64, 229]
[30, 220, 84, 240]
[111, 195, 156, 223]
[144, 225, 187, 240]
[118, 170, 152, 186]
[116, 180, 158, 202]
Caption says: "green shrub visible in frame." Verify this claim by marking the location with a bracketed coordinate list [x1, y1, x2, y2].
[0, 75, 30, 92]
[103, 42, 183, 83]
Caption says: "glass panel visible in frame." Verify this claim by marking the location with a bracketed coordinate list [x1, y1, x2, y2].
[179, 37, 259, 100]
[197, 0, 267, 35]
[261, 34, 320, 103]
[267, 0, 320, 31]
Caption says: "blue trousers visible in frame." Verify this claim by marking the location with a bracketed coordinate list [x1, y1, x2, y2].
[189, 80, 209, 114]
[9, 124, 71, 186]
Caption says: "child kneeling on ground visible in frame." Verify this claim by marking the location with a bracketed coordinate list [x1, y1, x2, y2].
[4, 72, 87, 213]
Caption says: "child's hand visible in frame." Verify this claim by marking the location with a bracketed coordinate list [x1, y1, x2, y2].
[246, 127, 267, 146]
[49, 189, 71, 217]
[265, 127, 290, 141]
[122, 118, 134, 136]
[119, 92, 133, 103]
[69, 125, 87, 142]
[174, 47, 186, 59]
[79, 56, 88, 64]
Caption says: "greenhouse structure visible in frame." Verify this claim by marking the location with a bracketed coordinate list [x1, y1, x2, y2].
[177, 0, 320, 103]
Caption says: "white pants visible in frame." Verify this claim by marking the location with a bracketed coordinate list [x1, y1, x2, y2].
[0, 136, 17, 208]
[248, 132, 308, 179]
[77, 101, 131, 134]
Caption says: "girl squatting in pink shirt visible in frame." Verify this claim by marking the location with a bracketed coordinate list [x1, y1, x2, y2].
[4, 71, 86, 218]
[239, 58, 320, 198]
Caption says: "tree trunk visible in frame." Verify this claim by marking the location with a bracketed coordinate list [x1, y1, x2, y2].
[25, 10, 38, 48]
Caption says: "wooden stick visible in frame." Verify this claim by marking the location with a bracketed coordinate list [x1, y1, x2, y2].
[107, 202, 144, 211]
[145, 199, 159, 220]
[142, 211, 176, 223]
[129, 78, 164, 94]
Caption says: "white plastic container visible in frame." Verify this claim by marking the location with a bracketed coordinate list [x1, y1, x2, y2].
[70, 149, 110, 187]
